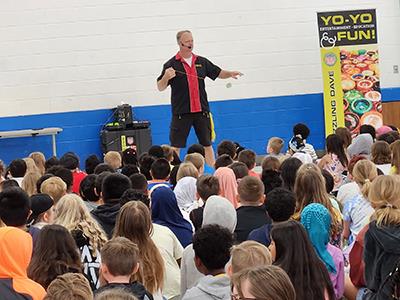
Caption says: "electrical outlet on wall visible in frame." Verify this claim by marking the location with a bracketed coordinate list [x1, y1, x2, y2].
[394, 65, 399, 74]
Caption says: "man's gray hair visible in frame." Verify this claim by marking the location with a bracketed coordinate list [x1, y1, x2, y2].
[176, 30, 191, 43]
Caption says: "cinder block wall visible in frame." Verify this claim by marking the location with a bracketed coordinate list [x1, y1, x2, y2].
[0, 0, 399, 163]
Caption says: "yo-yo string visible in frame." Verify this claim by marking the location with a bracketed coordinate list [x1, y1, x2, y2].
[175, 70, 205, 80]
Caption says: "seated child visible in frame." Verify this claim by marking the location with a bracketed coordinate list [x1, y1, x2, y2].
[95, 237, 153, 300]
[301, 203, 345, 299]
[45, 273, 93, 300]
[217, 140, 237, 159]
[187, 144, 214, 174]
[229, 162, 249, 182]
[235, 176, 271, 242]
[261, 156, 280, 172]
[227, 240, 272, 276]
[40, 176, 67, 203]
[248, 187, 295, 246]
[182, 224, 233, 300]
[184, 153, 205, 176]
[231, 266, 296, 300]
[214, 154, 233, 170]
[147, 158, 173, 193]
[266, 137, 285, 159]
[27, 193, 56, 230]
[238, 149, 259, 177]
[0, 227, 46, 299]
[293, 123, 317, 161]
[189, 175, 220, 231]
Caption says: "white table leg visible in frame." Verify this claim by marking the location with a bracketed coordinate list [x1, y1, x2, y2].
[52, 134, 57, 156]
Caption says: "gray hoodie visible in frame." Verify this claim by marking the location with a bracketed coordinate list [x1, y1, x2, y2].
[182, 275, 230, 300]
[347, 133, 373, 158]
[180, 196, 237, 296]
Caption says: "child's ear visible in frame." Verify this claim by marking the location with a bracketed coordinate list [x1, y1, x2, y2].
[42, 211, 49, 223]
[194, 256, 202, 270]
[100, 264, 109, 280]
[132, 262, 140, 275]
[236, 194, 241, 204]
[226, 263, 233, 278]
[260, 194, 266, 204]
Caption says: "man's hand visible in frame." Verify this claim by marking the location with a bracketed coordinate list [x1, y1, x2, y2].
[157, 67, 175, 91]
[163, 67, 176, 80]
[230, 71, 243, 79]
[218, 70, 243, 79]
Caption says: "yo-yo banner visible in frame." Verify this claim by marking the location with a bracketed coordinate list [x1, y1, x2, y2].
[317, 9, 381, 136]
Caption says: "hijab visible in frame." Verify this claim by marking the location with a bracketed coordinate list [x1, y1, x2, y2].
[151, 186, 193, 247]
[347, 133, 373, 158]
[214, 167, 238, 208]
[202, 195, 237, 233]
[300, 203, 336, 274]
[174, 176, 198, 213]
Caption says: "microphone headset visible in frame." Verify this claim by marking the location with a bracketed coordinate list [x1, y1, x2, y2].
[181, 42, 192, 49]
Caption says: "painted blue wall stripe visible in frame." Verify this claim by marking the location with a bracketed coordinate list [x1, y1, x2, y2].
[0, 87, 398, 165]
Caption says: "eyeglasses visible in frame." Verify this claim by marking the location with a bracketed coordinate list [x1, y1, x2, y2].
[231, 294, 258, 300]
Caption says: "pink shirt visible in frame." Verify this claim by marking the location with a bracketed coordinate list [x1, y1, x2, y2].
[327, 243, 345, 299]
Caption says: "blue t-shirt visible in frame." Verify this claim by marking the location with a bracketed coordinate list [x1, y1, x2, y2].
[204, 163, 214, 175]
[147, 181, 173, 192]
[247, 223, 272, 246]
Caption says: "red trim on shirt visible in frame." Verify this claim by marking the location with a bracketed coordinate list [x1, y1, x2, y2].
[175, 52, 201, 113]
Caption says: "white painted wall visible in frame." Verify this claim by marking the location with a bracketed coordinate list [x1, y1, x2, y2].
[0, 0, 399, 117]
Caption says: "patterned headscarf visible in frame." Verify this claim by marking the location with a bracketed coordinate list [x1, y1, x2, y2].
[300, 203, 336, 274]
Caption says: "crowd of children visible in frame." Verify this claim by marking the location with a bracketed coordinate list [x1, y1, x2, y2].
[0, 122, 400, 299]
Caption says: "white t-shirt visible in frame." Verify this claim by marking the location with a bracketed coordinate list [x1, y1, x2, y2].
[183, 56, 192, 67]
[337, 181, 359, 205]
[151, 223, 183, 299]
[376, 163, 391, 175]
[343, 193, 374, 243]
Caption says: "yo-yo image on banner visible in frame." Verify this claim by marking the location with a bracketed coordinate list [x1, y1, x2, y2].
[317, 9, 381, 137]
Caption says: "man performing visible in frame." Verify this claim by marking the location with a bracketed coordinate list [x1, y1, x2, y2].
[157, 30, 242, 166]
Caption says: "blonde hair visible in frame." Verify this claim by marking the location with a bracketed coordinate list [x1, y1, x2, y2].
[352, 160, 378, 198]
[104, 151, 122, 170]
[294, 164, 341, 235]
[23, 157, 40, 174]
[231, 241, 272, 274]
[231, 265, 295, 300]
[21, 171, 41, 196]
[184, 153, 205, 172]
[114, 201, 164, 294]
[369, 175, 400, 226]
[268, 137, 284, 154]
[40, 176, 67, 203]
[161, 144, 174, 162]
[44, 273, 93, 300]
[29, 152, 46, 175]
[55, 194, 107, 256]
[177, 162, 199, 182]
[390, 140, 400, 175]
